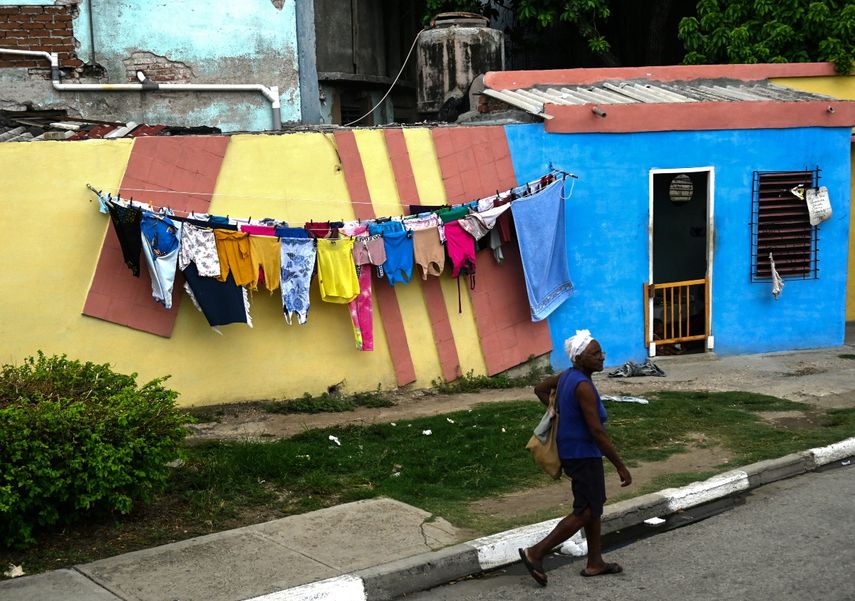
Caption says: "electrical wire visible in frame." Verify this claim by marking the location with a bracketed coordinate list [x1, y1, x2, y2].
[343, 28, 426, 127]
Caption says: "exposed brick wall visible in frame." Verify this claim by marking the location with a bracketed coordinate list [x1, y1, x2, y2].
[0, 4, 81, 69]
[477, 93, 513, 114]
[122, 51, 194, 83]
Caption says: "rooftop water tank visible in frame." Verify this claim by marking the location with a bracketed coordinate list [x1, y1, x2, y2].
[417, 12, 504, 115]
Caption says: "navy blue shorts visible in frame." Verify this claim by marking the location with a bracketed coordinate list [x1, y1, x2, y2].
[561, 458, 606, 518]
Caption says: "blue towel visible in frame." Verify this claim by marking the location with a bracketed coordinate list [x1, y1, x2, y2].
[511, 179, 573, 321]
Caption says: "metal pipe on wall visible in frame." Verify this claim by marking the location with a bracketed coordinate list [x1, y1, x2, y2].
[0, 48, 282, 130]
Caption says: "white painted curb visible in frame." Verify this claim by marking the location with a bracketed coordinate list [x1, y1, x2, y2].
[660, 470, 750, 512]
[244, 574, 366, 601]
[247, 438, 855, 601]
[807, 437, 855, 467]
[469, 519, 586, 571]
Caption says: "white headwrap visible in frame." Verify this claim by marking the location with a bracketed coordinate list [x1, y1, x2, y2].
[564, 329, 594, 364]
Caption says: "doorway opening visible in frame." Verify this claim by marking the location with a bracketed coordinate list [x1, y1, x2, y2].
[646, 169, 713, 356]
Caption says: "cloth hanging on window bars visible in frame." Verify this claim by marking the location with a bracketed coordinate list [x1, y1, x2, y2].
[770, 252, 784, 300]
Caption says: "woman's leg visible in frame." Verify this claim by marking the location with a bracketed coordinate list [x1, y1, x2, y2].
[525, 507, 592, 563]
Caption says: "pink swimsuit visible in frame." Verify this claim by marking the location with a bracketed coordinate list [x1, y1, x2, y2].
[444, 221, 477, 278]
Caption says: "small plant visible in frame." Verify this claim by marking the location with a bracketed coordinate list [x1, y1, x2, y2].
[432, 364, 552, 394]
[264, 386, 395, 415]
[0, 352, 189, 547]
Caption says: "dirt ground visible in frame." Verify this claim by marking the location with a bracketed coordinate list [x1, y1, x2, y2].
[186, 344, 855, 522]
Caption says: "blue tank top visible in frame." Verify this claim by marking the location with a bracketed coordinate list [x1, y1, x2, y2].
[555, 368, 607, 459]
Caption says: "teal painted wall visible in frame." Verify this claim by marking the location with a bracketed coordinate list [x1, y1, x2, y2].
[77, 1, 301, 129]
[0, 1, 301, 130]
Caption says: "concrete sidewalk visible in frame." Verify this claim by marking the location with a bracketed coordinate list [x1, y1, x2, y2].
[3, 338, 855, 601]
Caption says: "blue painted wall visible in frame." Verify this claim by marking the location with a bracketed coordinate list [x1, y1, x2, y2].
[504, 124, 852, 370]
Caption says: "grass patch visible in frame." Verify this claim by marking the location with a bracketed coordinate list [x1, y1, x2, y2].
[839, 354, 855, 360]
[4, 390, 854, 576]
[263, 388, 395, 415]
[432, 365, 552, 394]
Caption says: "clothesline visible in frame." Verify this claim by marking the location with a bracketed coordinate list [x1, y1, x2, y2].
[87, 168, 577, 343]
[85, 168, 576, 215]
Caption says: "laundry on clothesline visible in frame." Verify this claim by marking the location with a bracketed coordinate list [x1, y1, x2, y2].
[511, 179, 573, 322]
[87, 169, 573, 348]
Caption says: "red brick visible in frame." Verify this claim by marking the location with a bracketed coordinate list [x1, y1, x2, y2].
[20, 6, 43, 14]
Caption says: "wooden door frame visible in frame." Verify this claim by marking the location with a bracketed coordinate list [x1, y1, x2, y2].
[647, 167, 716, 356]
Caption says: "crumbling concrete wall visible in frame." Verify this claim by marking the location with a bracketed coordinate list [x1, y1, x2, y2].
[0, 0, 301, 131]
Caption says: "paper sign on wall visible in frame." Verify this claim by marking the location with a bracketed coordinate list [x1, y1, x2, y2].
[805, 186, 832, 226]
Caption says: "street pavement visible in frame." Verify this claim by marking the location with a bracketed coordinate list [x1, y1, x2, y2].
[403, 465, 855, 601]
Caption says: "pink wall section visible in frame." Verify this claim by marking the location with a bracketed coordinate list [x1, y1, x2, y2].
[82, 136, 230, 336]
[432, 126, 552, 375]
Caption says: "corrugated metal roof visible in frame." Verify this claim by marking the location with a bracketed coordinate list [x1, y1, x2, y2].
[0, 110, 219, 142]
[483, 79, 835, 119]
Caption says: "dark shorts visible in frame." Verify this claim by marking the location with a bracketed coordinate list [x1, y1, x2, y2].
[561, 458, 606, 518]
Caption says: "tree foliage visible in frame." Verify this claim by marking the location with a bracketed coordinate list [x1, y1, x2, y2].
[426, 0, 614, 59]
[426, 0, 854, 73]
[678, 0, 855, 73]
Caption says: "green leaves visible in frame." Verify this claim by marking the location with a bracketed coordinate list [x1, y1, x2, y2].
[0, 353, 189, 547]
[679, 0, 854, 73]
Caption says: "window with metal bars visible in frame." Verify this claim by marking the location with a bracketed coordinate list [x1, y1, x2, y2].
[750, 169, 819, 281]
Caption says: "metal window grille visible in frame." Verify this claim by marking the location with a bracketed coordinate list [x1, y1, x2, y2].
[750, 169, 819, 281]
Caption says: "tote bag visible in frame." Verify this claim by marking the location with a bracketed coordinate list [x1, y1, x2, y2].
[525, 389, 561, 479]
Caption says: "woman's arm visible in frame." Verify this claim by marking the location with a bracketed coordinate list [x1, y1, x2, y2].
[577, 381, 632, 487]
[534, 373, 561, 407]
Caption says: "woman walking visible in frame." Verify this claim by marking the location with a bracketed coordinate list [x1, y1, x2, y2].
[519, 330, 632, 586]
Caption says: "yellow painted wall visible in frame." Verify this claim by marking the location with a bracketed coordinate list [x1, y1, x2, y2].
[0, 130, 496, 406]
[0, 139, 137, 371]
[772, 74, 855, 322]
[770, 76, 855, 101]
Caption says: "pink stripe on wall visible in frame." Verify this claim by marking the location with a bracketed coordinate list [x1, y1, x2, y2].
[545, 100, 855, 134]
[82, 136, 230, 337]
[484, 62, 839, 90]
[334, 130, 417, 386]
[432, 126, 552, 375]
[384, 128, 462, 382]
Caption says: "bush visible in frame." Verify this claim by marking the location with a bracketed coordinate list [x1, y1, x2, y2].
[0, 352, 190, 547]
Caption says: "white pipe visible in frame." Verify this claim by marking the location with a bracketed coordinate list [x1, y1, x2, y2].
[0, 48, 282, 130]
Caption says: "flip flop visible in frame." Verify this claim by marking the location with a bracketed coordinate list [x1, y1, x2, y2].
[518, 548, 548, 587]
[580, 562, 623, 577]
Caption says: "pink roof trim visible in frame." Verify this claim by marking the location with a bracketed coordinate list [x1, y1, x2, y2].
[485, 63, 840, 91]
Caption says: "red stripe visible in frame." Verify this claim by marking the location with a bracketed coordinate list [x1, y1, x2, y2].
[334, 130, 417, 386]
[383, 129, 421, 206]
[546, 100, 855, 134]
[384, 128, 462, 382]
[82, 136, 230, 336]
[484, 62, 839, 90]
[431, 126, 552, 375]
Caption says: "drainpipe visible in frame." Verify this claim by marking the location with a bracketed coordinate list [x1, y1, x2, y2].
[0, 48, 282, 130]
